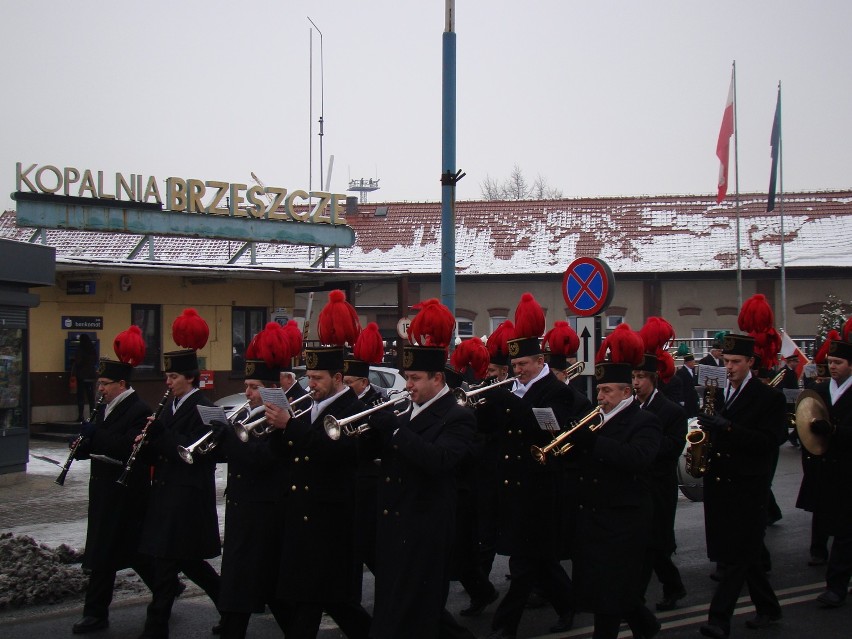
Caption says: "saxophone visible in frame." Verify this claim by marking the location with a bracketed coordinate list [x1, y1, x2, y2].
[685, 379, 718, 478]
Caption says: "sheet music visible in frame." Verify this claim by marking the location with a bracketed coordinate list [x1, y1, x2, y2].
[697, 365, 727, 388]
[532, 407, 559, 432]
[259, 387, 290, 409]
[197, 405, 228, 426]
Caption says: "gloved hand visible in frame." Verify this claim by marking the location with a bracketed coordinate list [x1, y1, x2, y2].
[79, 420, 97, 439]
[697, 413, 732, 433]
[810, 419, 833, 436]
[368, 410, 398, 437]
[210, 419, 229, 441]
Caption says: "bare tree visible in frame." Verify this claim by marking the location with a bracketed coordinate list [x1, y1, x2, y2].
[479, 166, 562, 200]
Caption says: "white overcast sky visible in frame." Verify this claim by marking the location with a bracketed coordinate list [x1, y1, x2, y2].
[2, 0, 851, 210]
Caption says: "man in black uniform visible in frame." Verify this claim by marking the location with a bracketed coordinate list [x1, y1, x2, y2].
[567, 325, 662, 639]
[214, 323, 300, 639]
[137, 309, 222, 639]
[71, 334, 153, 634]
[361, 299, 476, 639]
[809, 330, 852, 607]
[633, 353, 688, 612]
[486, 294, 591, 639]
[697, 334, 785, 638]
[266, 295, 372, 639]
[676, 351, 701, 418]
[699, 335, 725, 368]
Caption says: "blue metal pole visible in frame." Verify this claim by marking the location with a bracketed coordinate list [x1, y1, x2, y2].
[441, 2, 457, 318]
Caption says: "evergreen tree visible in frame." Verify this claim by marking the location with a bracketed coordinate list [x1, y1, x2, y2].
[816, 293, 849, 343]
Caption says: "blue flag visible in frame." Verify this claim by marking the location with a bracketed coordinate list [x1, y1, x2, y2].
[767, 86, 781, 212]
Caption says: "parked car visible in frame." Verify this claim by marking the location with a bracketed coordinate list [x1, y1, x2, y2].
[214, 365, 406, 411]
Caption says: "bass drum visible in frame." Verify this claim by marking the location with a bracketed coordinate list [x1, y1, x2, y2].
[678, 417, 704, 502]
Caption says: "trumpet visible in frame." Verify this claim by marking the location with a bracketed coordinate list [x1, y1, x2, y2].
[232, 392, 314, 441]
[324, 390, 412, 440]
[767, 368, 786, 387]
[178, 429, 219, 464]
[562, 361, 585, 380]
[453, 376, 518, 407]
[530, 406, 604, 464]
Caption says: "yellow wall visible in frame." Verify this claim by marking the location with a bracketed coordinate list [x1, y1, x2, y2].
[30, 272, 294, 372]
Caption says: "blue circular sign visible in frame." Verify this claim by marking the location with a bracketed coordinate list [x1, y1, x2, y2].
[562, 257, 615, 317]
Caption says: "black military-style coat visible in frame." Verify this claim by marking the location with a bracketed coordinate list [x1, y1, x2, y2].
[268, 386, 365, 603]
[569, 400, 661, 615]
[702, 376, 785, 563]
[75, 391, 151, 571]
[676, 365, 701, 418]
[362, 389, 475, 639]
[138, 389, 221, 560]
[215, 422, 284, 613]
[477, 371, 592, 560]
[641, 391, 687, 554]
[798, 381, 852, 534]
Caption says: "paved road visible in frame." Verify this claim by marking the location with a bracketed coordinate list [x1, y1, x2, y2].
[2, 440, 852, 638]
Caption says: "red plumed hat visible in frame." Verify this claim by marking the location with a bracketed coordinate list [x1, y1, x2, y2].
[353, 322, 385, 365]
[843, 317, 852, 343]
[595, 324, 644, 385]
[450, 337, 490, 381]
[752, 328, 781, 370]
[639, 317, 675, 353]
[317, 289, 361, 348]
[255, 322, 295, 368]
[113, 325, 146, 366]
[486, 320, 514, 364]
[513, 293, 545, 341]
[738, 294, 775, 334]
[172, 308, 209, 351]
[595, 323, 645, 366]
[407, 299, 455, 348]
[656, 349, 676, 383]
[542, 321, 580, 357]
[815, 330, 840, 364]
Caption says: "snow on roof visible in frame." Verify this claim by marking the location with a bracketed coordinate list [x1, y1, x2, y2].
[3, 190, 851, 276]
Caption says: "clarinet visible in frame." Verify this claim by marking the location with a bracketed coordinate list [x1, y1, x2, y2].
[55, 395, 106, 486]
[116, 389, 171, 486]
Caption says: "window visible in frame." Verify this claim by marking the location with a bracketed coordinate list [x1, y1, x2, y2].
[606, 315, 623, 330]
[232, 307, 267, 373]
[457, 319, 474, 340]
[490, 315, 507, 333]
[131, 304, 161, 377]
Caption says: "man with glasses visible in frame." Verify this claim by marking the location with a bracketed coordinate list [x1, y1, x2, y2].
[71, 349, 154, 634]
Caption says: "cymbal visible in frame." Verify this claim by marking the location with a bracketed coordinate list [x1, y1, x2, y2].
[795, 389, 830, 456]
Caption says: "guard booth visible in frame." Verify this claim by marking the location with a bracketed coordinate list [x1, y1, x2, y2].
[0, 237, 55, 480]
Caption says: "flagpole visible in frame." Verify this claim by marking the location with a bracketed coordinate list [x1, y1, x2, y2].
[778, 82, 786, 330]
[732, 61, 742, 309]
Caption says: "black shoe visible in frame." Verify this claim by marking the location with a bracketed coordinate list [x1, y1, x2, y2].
[745, 612, 781, 629]
[808, 555, 827, 566]
[175, 579, 187, 597]
[816, 589, 846, 608]
[549, 612, 575, 633]
[460, 586, 498, 616]
[211, 617, 223, 634]
[656, 588, 687, 611]
[699, 623, 729, 638]
[637, 617, 662, 639]
[72, 617, 109, 634]
[486, 629, 516, 639]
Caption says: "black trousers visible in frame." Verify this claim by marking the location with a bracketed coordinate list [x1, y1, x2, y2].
[639, 547, 684, 601]
[826, 530, 852, 596]
[595, 605, 658, 639]
[707, 559, 780, 632]
[491, 555, 573, 634]
[811, 510, 830, 560]
[219, 601, 291, 639]
[286, 600, 371, 639]
[83, 557, 156, 619]
[142, 557, 221, 638]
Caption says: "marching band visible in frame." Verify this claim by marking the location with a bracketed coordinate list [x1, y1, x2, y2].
[63, 292, 852, 639]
